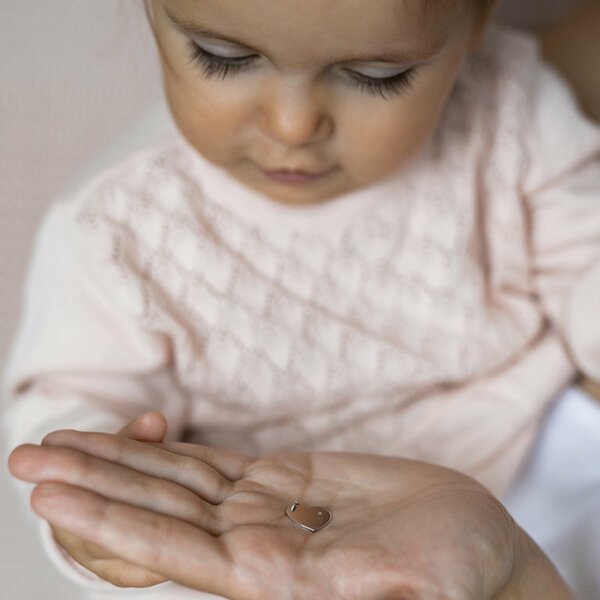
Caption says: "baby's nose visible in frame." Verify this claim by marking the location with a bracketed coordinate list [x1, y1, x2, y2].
[258, 78, 334, 147]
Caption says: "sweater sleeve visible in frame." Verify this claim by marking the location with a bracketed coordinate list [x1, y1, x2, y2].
[524, 65, 600, 381]
[2, 194, 189, 589]
[2, 195, 190, 449]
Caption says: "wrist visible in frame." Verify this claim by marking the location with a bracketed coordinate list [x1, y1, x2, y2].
[498, 526, 574, 600]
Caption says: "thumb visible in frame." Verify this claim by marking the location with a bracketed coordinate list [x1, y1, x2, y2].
[117, 412, 168, 442]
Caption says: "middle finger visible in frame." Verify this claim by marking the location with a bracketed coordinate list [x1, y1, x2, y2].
[42, 430, 234, 503]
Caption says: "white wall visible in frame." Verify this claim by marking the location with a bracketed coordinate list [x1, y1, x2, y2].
[1, 2, 168, 597]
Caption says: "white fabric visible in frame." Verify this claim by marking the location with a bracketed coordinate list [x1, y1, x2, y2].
[504, 387, 600, 600]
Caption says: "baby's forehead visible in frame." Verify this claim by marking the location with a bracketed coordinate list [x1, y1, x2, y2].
[169, 0, 462, 29]
[164, 0, 465, 63]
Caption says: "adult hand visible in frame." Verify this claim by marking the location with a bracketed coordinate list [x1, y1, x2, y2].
[8, 424, 543, 599]
[9, 413, 170, 588]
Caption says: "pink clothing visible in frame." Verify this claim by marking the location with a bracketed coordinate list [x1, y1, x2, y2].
[2, 27, 600, 596]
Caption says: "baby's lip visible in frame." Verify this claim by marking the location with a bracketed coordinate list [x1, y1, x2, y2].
[262, 165, 332, 177]
[261, 167, 335, 184]
[269, 169, 318, 175]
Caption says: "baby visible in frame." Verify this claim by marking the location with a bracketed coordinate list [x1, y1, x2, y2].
[5, 0, 600, 598]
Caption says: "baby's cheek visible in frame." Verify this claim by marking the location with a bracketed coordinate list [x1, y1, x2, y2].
[343, 130, 420, 185]
[342, 116, 427, 184]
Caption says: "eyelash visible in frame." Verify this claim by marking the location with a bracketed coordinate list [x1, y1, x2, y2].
[187, 42, 417, 101]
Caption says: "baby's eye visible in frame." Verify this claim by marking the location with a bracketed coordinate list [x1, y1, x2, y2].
[188, 42, 258, 79]
[188, 41, 418, 101]
[343, 68, 417, 101]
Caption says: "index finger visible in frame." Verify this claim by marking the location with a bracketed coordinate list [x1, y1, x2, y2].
[42, 430, 253, 482]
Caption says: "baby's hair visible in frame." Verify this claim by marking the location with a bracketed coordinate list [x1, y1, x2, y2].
[421, 0, 497, 20]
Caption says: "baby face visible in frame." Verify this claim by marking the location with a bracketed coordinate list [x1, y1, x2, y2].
[150, 0, 490, 205]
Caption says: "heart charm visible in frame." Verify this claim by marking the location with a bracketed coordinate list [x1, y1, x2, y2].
[286, 501, 332, 533]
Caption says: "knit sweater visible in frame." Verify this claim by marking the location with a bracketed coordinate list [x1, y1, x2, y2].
[3, 26, 600, 596]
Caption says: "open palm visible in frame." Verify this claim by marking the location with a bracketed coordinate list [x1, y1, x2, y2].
[11, 427, 516, 599]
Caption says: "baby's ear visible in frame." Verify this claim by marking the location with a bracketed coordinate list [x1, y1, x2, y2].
[117, 412, 168, 442]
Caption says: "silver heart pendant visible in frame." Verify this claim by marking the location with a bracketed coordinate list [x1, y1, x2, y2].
[286, 501, 332, 533]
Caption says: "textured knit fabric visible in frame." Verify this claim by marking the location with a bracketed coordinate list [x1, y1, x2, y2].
[2, 27, 600, 597]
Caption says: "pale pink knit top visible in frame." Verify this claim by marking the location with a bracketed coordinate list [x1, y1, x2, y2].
[4, 28, 600, 507]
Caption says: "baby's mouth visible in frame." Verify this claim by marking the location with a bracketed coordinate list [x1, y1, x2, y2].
[260, 167, 336, 185]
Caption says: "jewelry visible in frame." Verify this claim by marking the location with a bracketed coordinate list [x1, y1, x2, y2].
[286, 500, 332, 533]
